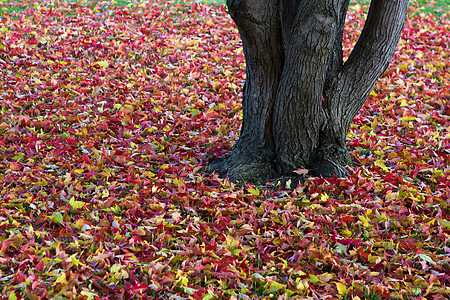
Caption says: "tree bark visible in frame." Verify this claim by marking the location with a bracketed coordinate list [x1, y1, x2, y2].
[212, 0, 409, 183]
[273, 0, 347, 175]
[211, 0, 284, 182]
[318, 0, 410, 176]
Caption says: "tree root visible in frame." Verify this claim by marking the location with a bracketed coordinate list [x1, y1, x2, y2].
[206, 153, 279, 185]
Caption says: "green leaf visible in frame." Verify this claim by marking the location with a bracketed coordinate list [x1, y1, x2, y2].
[51, 212, 64, 224]
[267, 281, 286, 293]
[80, 291, 98, 300]
[415, 254, 436, 265]
[400, 116, 416, 122]
[292, 200, 311, 207]
[248, 188, 260, 196]
[441, 219, 450, 229]
[309, 274, 319, 283]
[183, 287, 196, 295]
[202, 290, 216, 300]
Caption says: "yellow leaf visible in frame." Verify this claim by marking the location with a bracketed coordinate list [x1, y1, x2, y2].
[388, 152, 397, 159]
[320, 193, 329, 202]
[341, 229, 352, 238]
[296, 279, 309, 290]
[385, 191, 398, 201]
[69, 196, 85, 210]
[336, 282, 347, 295]
[374, 160, 389, 172]
[318, 273, 334, 282]
[272, 237, 281, 246]
[223, 235, 240, 250]
[74, 218, 85, 229]
[102, 189, 110, 198]
[55, 272, 68, 285]
[8, 292, 17, 300]
[97, 61, 108, 68]
[400, 99, 408, 107]
[285, 179, 292, 189]
[180, 275, 188, 286]
[352, 4, 361, 11]
[371, 117, 378, 130]
[358, 215, 370, 227]
[395, 78, 405, 86]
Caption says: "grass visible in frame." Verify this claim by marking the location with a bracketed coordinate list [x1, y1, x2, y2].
[0, 0, 448, 15]
[194, 0, 448, 15]
[367, 0, 448, 15]
[0, 0, 223, 14]
[138, 0, 449, 15]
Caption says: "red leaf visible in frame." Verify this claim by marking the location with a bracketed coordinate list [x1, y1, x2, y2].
[36, 259, 44, 272]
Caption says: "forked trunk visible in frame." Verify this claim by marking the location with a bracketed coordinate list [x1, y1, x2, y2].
[211, 0, 409, 183]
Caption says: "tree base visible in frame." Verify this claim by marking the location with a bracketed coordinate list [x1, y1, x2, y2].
[309, 158, 348, 178]
[207, 152, 279, 185]
[206, 149, 349, 186]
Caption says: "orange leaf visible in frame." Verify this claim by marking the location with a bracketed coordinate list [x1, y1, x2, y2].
[10, 162, 23, 171]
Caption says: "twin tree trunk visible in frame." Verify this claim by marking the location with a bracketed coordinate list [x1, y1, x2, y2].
[212, 0, 409, 183]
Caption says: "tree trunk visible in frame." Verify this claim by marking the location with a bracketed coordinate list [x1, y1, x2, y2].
[212, 0, 409, 183]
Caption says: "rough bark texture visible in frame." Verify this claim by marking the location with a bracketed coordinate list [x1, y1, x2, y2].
[211, 0, 284, 182]
[273, 0, 345, 175]
[211, 0, 409, 183]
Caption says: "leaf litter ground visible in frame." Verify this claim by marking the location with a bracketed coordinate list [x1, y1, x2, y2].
[0, 1, 449, 299]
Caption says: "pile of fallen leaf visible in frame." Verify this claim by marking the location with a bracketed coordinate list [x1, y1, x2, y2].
[0, 0, 448, 299]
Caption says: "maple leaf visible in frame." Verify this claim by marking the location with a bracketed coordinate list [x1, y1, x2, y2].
[293, 167, 309, 176]
[0, 1, 448, 299]
[9, 162, 23, 171]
